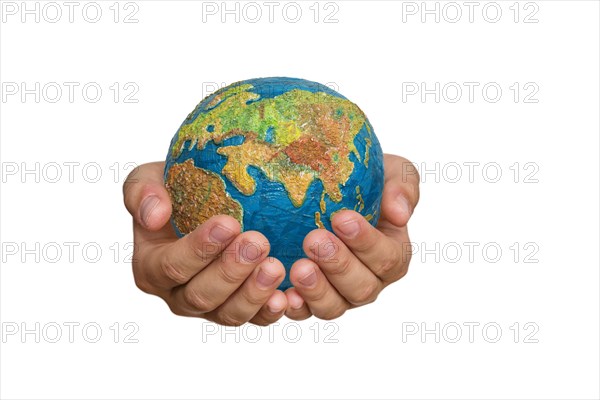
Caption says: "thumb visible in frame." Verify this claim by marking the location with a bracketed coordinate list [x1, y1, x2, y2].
[380, 155, 420, 227]
[123, 162, 172, 231]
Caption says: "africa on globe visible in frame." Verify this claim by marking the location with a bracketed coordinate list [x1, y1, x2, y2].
[164, 77, 384, 289]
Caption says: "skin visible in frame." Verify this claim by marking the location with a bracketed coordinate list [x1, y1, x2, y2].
[122, 154, 420, 325]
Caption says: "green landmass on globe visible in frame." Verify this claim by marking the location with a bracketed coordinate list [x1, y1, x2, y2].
[164, 77, 384, 289]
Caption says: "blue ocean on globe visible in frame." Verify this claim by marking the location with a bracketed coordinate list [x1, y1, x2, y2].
[164, 77, 384, 289]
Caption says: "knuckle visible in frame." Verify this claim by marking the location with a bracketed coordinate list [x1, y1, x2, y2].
[241, 289, 268, 308]
[132, 262, 154, 294]
[387, 245, 412, 283]
[387, 261, 410, 284]
[403, 160, 420, 183]
[217, 263, 246, 285]
[396, 263, 410, 281]
[133, 274, 153, 294]
[125, 166, 141, 184]
[413, 183, 420, 205]
[191, 240, 220, 263]
[410, 162, 420, 183]
[167, 302, 189, 317]
[403, 245, 413, 265]
[348, 280, 380, 306]
[286, 312, 311, 322]
[351, 238, 375, 253]
[255, 307, 286, 325]
[378, 255, 400, 276]
[325, 255, 353, 277]
[122, 167, 140, 195]
[250, 318, 270, 327]
[316, 304, 347, 321]
[376, 244, 403, 276]
[160, 257, 189, 286]
[182, 288, 214, 313]
[217, 313, 245, 327]
[306, 283, 328, 303]
[251, 308, 282, 326]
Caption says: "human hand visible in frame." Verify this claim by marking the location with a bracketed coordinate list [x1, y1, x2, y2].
[284, 154, 420, 320]
[123, 162, 288, 326]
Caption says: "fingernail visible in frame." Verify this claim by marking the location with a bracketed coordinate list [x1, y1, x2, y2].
[239, 241, 262, 263]
[299, 268, 317, 287]
[140, 195, 160, 228]
[256, 266, 278, 288]
[311, 239, 336, 260]
[267, 303, 284, 314]
[337, 219, 360, 238]
[209, 224, 235, 243]
[396, 194, 412, 219]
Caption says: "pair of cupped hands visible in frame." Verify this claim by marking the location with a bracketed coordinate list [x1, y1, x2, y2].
[123, 154, 420, 326]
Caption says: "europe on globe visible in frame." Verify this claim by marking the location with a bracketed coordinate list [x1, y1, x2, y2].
[164, 77, 384, 289]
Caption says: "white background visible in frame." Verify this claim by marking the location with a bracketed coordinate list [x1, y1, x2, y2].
[1, 1, 599, 399]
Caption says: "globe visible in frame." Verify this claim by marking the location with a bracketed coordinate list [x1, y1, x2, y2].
[164, 77, 384, 290]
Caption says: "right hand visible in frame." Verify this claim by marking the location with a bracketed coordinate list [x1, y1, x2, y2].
[123, 162, 288, 326]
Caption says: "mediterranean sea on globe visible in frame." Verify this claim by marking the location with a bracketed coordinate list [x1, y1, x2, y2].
[164, 77, 384, 290]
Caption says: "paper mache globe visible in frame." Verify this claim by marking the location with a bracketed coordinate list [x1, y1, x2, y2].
[164, 77, 384, 289]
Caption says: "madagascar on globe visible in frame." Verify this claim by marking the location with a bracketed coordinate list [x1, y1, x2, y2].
[164, 77, 384, 290]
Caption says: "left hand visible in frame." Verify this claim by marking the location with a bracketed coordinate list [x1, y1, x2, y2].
[284, 154, 420, 320]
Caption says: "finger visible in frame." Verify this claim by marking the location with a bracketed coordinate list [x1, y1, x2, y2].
[303, 227, 383, 306]
[170, 231, 271, 314]
[207, 258, 286, 326]
[136, 215, 241, 291]
[284, 288, 312, 321]
[289, 259, 350, 320]
[123, 162, 172, 231]
[381, 154, 420, 227]
[331, 210, 411, 284]
[250, 290, 288, 326]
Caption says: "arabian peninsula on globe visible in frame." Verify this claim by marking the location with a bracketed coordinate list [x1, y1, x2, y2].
[164, 77, 384, 289]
